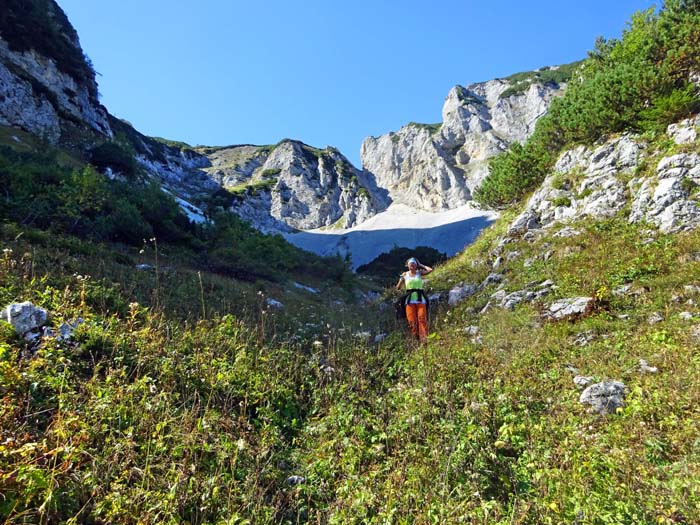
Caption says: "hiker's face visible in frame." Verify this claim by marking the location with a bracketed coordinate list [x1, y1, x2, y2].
[408, 261, 417, 271]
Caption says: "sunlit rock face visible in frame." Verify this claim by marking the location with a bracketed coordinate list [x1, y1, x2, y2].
[0, 37, 112, 143]
[361, 76, 565, 212]
[508, 117, 700, 237]
[199, 140, 389, 233]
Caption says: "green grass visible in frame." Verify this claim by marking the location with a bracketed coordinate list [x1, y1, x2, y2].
[500, 61, 583, 99]
[2, 189, 700, 523]
[407, 122, 442, 134]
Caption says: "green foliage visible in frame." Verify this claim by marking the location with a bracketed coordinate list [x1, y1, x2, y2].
[0, 145, 193, 244]
[551, 195, 572, 208]
[357, 246, 447, 285]
[474, 139, 555, 207]
[149, 136, 193, 150]
[406, 122, 442, 134]
[261, 168, 282, 178]
[638, 83, 700, 132]
[500, 60, 583, 99]
[476, 4, 700, 208]
[203, 212, 351, 284]
[89, 141, 139, 179]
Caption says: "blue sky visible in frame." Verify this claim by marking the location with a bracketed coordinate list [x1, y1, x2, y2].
[58, 0, 656, 167]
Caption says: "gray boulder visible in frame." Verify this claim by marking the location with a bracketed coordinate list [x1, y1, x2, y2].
[574, 376, 593, 389]
[544, 297, 594, 320]
[629, 152, 700, 233]
[448, 283, 478, 306]
[1, 302, 49, 336]
[58, 318, 85, 341]
[667, 116, 699, 145]
[580, 381, 627, 415]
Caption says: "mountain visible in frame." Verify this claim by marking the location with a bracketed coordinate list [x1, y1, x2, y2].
[2, 2, 700, 524]
[360, 67, 575, 211]
[197, 140, 389, 232]
[0, 0, 389, 236]
[0, 0, 572, 244]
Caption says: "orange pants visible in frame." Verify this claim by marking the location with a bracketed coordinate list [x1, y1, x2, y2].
[405, 303, 428, 342]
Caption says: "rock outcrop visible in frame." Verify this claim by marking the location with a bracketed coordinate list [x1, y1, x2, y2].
[200, 140, 389, 232]
[1, 302, 49, 337]
[509, 116, 700, 237]
[580, 381, 627, 415]
[0, 8, 112, 144]
[361, 74, 566, 212]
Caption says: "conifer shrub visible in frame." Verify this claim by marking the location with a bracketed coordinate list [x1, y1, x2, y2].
[88, 141, 139, 180]
[357, 246, 447, 285]
[475, 2, 700, 208]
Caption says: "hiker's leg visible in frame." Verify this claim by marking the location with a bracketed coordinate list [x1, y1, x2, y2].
[417, 303, 428, 343]
[405, 304, 419, 339]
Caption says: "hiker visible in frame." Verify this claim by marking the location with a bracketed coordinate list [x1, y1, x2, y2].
[396, 257, 433, 343]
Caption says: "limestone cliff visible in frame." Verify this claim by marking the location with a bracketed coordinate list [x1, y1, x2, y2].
[361, 71, 569, 211]
[199, 140, 388, 232]
[508, 116, 700, 237]
[0, 0, 112, 144]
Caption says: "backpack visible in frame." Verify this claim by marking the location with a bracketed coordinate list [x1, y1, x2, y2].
[395, 289, 429, 321]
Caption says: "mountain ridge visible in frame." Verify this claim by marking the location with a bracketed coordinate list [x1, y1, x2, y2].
[0, 0, 573, 246]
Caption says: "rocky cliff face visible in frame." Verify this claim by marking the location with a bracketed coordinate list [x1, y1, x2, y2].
[0, 1, 390, 234]
[508, 116, 700, 237]
[199, 140, 389, 232]
[361, 75, 565, 211]
[0, 1, 112, 144]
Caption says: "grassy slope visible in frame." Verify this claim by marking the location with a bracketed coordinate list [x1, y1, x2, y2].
[3, 2, 700, 520]
[2, 128, 700, 523]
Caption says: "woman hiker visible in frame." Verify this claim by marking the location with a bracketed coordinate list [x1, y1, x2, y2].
[396, 257, 433, 343]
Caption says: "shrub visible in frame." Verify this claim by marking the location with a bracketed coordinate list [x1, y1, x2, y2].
[89, 142, 139, 179]
[475, 4, 700, 208]
[552, 196, 572, 208]
[357, 246, 447, 284]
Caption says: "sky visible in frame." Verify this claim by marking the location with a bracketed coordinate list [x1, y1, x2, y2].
[57, 0, 657, 167]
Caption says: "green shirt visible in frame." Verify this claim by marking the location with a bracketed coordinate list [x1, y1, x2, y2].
[403, 271, 425, 303]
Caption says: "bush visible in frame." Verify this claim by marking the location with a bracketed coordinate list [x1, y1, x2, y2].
[357, 246, 447, 284]
[89, 142, 139, 179]
[475, 3, 700, 208]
